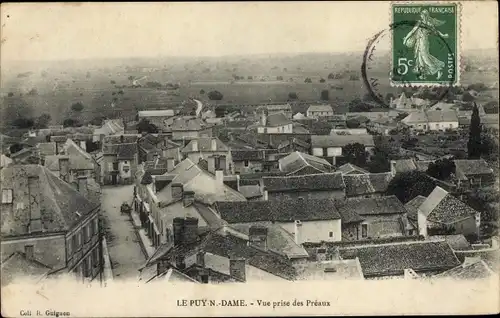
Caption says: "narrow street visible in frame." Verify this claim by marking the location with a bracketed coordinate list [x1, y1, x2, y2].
[101, 185, 146, 281]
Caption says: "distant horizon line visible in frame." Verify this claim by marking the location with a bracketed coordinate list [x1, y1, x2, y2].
[3, 47, 497, 64]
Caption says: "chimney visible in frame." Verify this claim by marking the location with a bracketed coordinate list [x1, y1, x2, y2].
[175, 254, 186, 270]
[59, 157, 70, 182]
[211, 138, 217, 151]
[294, 220, 302, 245]
[196, 251, 205, 268]
[27, 176, 42, 233]
[79, 141, 87, 151]
[229, 258, 246, 282]
[192, 139, 198, 152]
[248, 225, 268, 251]
[173, 217, 185, 247]
[200, 269, 209, 284]
[215, 170, 224, 185]
[120, 135, 124, 143]
[166, 158, 176, 172]
[183, 190, 195, 207]
[183, 217, 199, 244]
[77, 176, 89, 198]
[171, 183, 183, 200]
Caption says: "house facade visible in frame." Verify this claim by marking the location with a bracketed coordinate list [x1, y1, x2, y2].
[231, 150, 265, 174]
[257, 109, 293, 134]
[402, 110, 459, 131]
[311, 134, 375, 165]
[181, 137, 233, 175]
[306, 105, 334, 118]
[101, 136, 139, 185]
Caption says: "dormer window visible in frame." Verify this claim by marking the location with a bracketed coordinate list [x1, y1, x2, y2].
[2, 189, 13, 204]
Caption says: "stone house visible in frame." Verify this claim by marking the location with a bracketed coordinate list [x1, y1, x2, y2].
[181, 137, 233, 175]
[306, 104, 334, 118]
[310, 134, 375, 165]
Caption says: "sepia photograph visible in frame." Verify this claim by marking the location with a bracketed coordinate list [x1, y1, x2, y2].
[1, 1, 499, 316]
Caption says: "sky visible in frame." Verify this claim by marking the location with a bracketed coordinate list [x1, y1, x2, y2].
[1, 2, 498, 62]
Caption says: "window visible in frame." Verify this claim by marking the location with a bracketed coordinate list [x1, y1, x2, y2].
[2, 189, 13, 204]
[244, 160, 249, 167]
[83, 225, 89, 243]
[329, 232, 334, 238]
[93, 218, 99, 236]
[71, 235, 77, 253]
[83, 258, 91, 278]
[92, 248, 99, 268]
[361, 224, 368, 238]
[24, 245, 34, 260]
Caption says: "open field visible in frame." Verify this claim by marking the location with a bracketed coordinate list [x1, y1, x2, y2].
[1, 50, 498, 127]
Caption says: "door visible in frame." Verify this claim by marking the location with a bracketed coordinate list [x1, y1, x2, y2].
[111, 174, 117, 185]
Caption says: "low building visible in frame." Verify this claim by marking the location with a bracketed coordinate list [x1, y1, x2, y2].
[216, 199, 343, 244]
[336, 163, 369, 175]
[307, 104, 334, 118]
[1, 165, 102, 284]
[266, 104, 293, 119]
[231, 150, 265, 174]
[138, 109, 175, 120]
[257, 109, 293, 134]
[330, 128, 368, 135]
[278, 151, 333, 175]
[335, 196, 412, 240]
[454, 159, 495, 189]
[181, 137, 233, 175]
[417, 186, 480, 239]
[262, 173, 346, 201]
[401, 110, 459, 131]
[170, 117, 213, 141]
[101, 135, 140, 185]
[338, 240, 460, 279]
[137, 134, 182, 165]
[311, 134, 375, 165]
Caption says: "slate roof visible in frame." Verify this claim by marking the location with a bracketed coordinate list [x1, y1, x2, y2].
[1, 252, 51, 286]
[279, 151, 332, 174]
[307, 105, 333, 113]
[454, 159, 494, 177]
[338, 240, 460, 277]
[231, 150, 264, 161]
[262, 173, 345, 192]
[263, 112, 292, 127]
[419, 186, 478, 224]
[435, 258, 496, 280]
[335, 195, 407, 217]
[1, 165, 99, 237]
[311, 134, 375, 148]
[404, 195, 427, 221]
[215, 199, 342, 223]
[343, 173, 392, 196]
[182, 137, 229, 153]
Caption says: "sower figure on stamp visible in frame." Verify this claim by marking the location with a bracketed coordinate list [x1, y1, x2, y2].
[402, 10, 449, 80]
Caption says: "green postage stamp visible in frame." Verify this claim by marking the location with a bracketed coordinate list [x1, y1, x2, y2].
[391, 2, 460, 86]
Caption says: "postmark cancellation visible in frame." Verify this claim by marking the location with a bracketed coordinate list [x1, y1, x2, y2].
[391, 2, 461, 87]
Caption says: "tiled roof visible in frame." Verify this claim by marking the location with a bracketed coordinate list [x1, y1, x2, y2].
[117, 143, 137, 159]
[426, 110, 459, 122]
[279, 151, 332, 174]
[335, 195, 407, 217]
[238, 185, 262, 199]
[435, 258, 496, 280]
[229, 222, 309, 259]
[343, 173, 392, 196]
[264, 112, 292, 127]
[295, 259, 364, 280]
[182, 137, 229, 153]
[391, 159, 417, 173]
[339, 241, 460, 277]
[171, 117, 208, 131]
[311, 134, 375, 148]
[419, 186, 478, 224]
[1, 165, 99, 237]
[428, 235, 471, 251]
[216, 199, 342, 223]
[263, 173, 345, 192]
[307, 104, 333, 112]
[231, 150, 264, 161]
[1, 252, 51, 286]
[454, 159, 494, 177]
[102, 134, 140, 145]
[404, 195, 427, 221]
[155, 158, 246, 205]
[415, 160, 432, 172]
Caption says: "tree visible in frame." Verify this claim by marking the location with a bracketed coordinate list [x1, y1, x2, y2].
[71, 102, 84, 112]
[304, 78, 312, 83]
[34, 113, 51, 129]
[199, 89, 205, 95]
[367, 147, 391, 173]
[342, 143, 367, 167]
[327, 73, 335, 80]
[288, 92, 298, 100]
[90, 116, 106, 126]
[387, 171, 437, 203]
[12, 117, 34, 129]
[7, 92, 14, 97]
[348, 98, 372, 112]
[467, 103, 482, 159]
[462, 91, 475, 102]
[346, 118, 361, 129]
[481, 132, 499, 161]
[427, 158, 456, 180]
[63, 118, 81, 127]
[463, 188, 499, 238]
[27, 88, 38, 96]
[276, 76, 283, 81]
[215, 106, 226, 118]
[208, 90, 223, 101]
[137, 119, 159, 134]
[320, 90, 329, 101]
[110, 80, 116, 84]
[319, 78, 326, 83]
